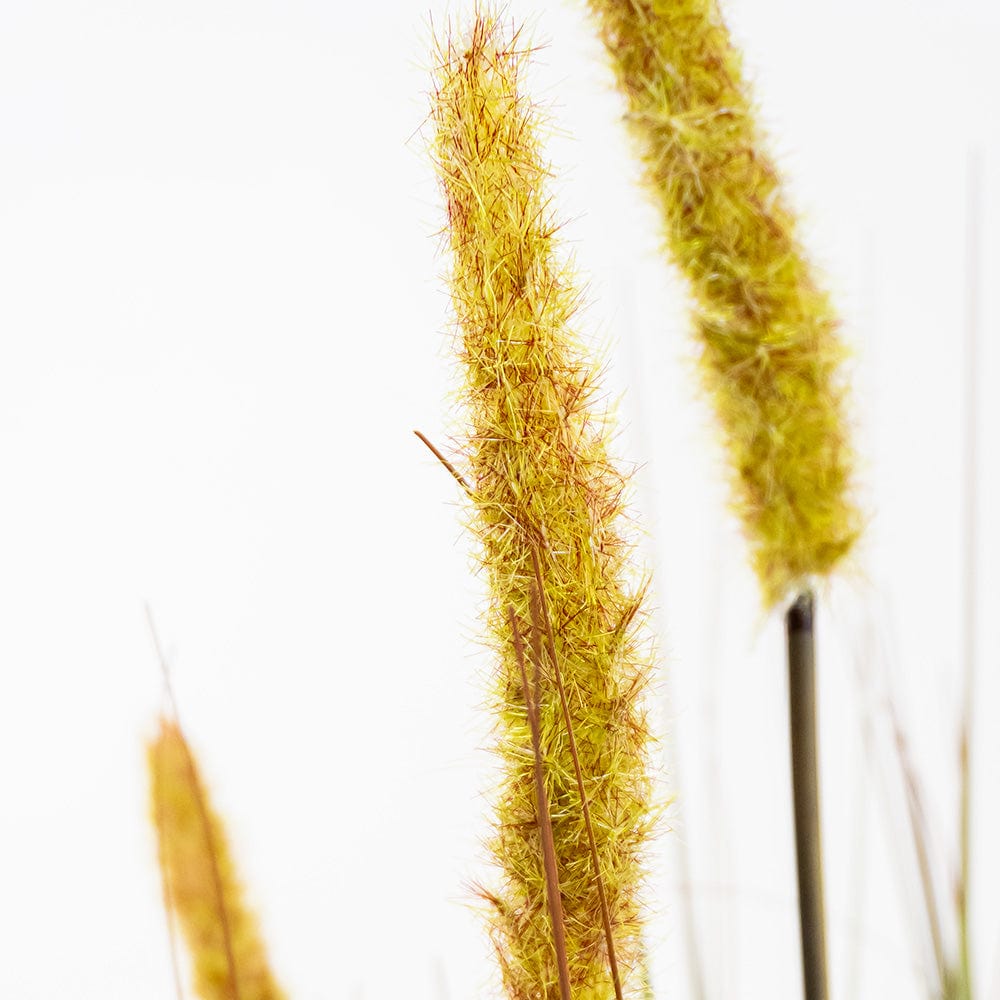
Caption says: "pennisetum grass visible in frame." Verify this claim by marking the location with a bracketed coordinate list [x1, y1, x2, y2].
[147, 718, 287, 1000]
[581, 1, 862, 997]
[425, 10, 658, 999]
[582, 0, 860, 608]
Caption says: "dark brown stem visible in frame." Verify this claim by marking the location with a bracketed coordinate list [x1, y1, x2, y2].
[508, 605, 572, 1000]
[414, 428, 543, 549]
[413, 429, 471, 493]
[787, 589, 828, 1000]
[530, 545, 624, 1000]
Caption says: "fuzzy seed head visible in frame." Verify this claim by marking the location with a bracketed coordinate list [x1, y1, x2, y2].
[148, 719, 286, 1000]
[587, 0, 861, 607]
[430, 12, 656, 1000]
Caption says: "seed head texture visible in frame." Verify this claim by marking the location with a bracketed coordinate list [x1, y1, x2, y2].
[430, 12, 656, 1000]
[587, 0, 861, 606]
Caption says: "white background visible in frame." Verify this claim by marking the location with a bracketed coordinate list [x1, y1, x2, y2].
[0, 0, 998, 997]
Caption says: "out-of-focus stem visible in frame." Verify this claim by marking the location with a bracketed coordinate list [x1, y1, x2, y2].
[787, 590, 828, 1000]
[957, 148, 982, 1000]
[145, 606, 186, 1000]
[890, 711, 948, 987]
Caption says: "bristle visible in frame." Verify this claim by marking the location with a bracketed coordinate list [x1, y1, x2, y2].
[429, 10, 656, 999]
[147, 719, 287, 1000]
[586, 0, 861, 607]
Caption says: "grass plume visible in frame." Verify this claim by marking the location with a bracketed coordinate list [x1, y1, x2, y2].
[428, 11, 656, 999]
[585, 0, 860, 606]
[148, 718, 287, 1000]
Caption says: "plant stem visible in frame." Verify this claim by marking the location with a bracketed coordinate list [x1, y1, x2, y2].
[787, 589, 828, 1000]
[890, 711, 948, 988]
[530, 545, 625, 1000]
[144, 606, 185, 1000]
[957, 147, 982, 1000]
[508, 604, 572, 1000]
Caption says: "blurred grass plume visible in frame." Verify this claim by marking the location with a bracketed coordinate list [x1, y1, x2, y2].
[585, 0, 860, 606]
[148, 718, 287, 1000]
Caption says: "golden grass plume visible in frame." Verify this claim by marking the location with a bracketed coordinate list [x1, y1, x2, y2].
[148, 717, 286, 1000]
[429, 10, 656, 999]
[586, 0, 861, 607]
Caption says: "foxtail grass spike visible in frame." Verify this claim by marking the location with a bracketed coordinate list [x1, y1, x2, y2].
[586, 0, 860, 607]
[147, 719, 287, 1000]
[429, 11, 656, 999]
